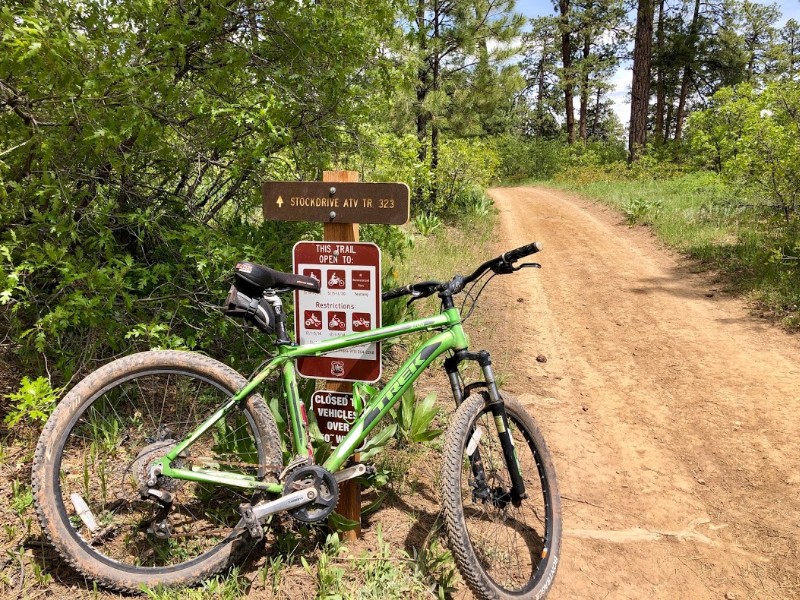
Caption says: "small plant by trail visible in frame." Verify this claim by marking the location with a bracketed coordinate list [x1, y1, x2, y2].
[393, 388, 443, 447]
[4, 376, 60, 429]
[413, 213, 443, 236]
[623, 197, 662, 226]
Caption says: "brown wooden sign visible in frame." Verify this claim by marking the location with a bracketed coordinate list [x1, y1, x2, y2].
[262, 181, 410, 225]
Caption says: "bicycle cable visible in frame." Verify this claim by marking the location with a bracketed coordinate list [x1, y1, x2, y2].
[459, 271, 497, 323]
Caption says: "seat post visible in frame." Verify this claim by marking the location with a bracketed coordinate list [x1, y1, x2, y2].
[264, 291, 291, 345]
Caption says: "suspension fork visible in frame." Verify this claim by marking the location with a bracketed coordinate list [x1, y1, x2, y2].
[444, 350, 528, 505]
[445, 353, 489, 495]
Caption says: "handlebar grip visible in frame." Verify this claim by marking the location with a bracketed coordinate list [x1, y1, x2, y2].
[504, 241, 542, 262]
[382, 286, 409, 301]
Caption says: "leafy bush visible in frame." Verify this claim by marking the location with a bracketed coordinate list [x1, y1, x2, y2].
[0, 0, 395, 380]
[685, 82, 800, 321]
[492, 135, 569, 181]
[4, 376, 60, 428]
[623, 197, 663, 226]
[688, 82, 800, 221]
[418, 138, 500, 218]
[361, 224, 414, 262]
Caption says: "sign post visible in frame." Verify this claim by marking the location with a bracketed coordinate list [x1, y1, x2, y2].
[322, 170, 361, 542]
[262, 171, 410, 542]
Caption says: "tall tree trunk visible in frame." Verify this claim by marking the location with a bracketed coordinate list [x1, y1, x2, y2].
[674, 0, 700, 142]
[579, 34, 590, 144]
[590, 85, 602, 139]
[415, 0, 428, 204]
[536, 50, 546, 127]
[559, 0, 575, 143]
[628, 0, 655, 161]
[654, 0, 666, 144]
[665, 98, 674, 140]
[430, 0, 440, 208]
[673, 70, 690, 141]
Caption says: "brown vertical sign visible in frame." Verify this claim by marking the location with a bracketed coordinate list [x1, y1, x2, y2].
[322, 170, 361, 541]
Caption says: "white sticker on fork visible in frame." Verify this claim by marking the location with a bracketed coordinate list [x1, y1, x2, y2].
[466, 427, 483, 456]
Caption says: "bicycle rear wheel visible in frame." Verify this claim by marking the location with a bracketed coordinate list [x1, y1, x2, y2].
[32, 350, 282, 593]
[441, 392, 561, 599]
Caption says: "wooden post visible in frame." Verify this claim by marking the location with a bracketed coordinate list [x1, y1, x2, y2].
[322, 170, 361, 541]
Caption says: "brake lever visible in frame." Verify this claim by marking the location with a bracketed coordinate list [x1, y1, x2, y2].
[513, 262, 541, 271]
[492, 260, 515, 275]
[406, 290, 424, 308]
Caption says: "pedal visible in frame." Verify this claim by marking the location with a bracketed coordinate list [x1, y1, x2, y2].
[238, 503, 264, 541]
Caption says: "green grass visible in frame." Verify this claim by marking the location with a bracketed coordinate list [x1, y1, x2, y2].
[550, 171, 800, 327]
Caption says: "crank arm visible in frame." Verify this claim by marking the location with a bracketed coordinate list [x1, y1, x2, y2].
[239, 486, 320, 540]
[333, 463, 367, 484]
[247, 487, 318, 522]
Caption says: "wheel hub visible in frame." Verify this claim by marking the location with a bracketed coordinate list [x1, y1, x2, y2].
[131, 439, 182, 492]
[283, 465, 339, 523]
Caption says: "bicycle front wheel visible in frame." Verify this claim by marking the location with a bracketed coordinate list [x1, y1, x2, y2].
[32, 350, 282, 593]
[441, 392, 562, 599]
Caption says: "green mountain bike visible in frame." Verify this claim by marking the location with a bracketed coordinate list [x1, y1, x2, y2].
[32, 242, 561, 599]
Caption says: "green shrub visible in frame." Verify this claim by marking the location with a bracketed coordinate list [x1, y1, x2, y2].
[492, 135, 569, 181]
[413, 213, 443, 236]
[0, 0, 396, 381]
[393, 388, 442, 447]
[4, 376, 60, 428]
[623, 197, 663, 226]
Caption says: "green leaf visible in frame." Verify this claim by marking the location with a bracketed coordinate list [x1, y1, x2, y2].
[327, 511, 360, 532]
[361, 492, 388, 516]
[359, 423, 396, 461]
[410, 393, 440, 440]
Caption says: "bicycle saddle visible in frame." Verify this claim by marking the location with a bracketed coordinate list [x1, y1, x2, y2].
[234, 262, 321, 294]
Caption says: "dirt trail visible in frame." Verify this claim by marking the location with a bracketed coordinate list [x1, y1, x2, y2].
[486, 187, 800, 600]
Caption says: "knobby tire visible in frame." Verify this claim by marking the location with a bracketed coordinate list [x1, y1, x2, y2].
[32, 350, 282, 593]
[441, 392, 562, 599]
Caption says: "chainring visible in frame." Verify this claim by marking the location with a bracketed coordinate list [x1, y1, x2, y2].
[283, 465, 339, 523]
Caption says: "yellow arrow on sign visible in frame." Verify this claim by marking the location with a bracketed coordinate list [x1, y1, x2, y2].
[276, 196, 284, 207]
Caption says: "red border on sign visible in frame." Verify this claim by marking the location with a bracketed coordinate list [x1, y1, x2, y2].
[293, 241, 382, 382]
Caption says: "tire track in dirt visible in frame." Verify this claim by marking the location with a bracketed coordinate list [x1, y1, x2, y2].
[485, 186, 800, 599]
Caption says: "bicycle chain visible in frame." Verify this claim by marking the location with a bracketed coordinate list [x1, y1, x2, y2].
[189, 455, 284, 477]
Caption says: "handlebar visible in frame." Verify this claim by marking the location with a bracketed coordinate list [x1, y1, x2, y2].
[381, 242, 542, 302]
[503, 241, 542, 263]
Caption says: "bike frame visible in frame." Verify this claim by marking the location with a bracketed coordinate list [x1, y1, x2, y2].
[157, 307, 469, 495]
